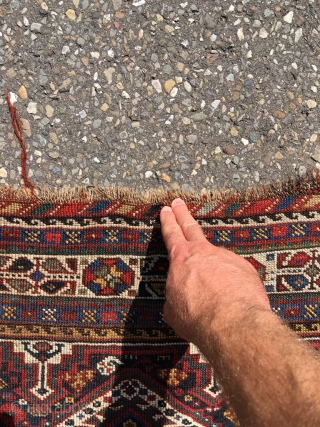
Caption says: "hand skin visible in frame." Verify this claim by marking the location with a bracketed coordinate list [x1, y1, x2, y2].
[160, 198, 320, 427]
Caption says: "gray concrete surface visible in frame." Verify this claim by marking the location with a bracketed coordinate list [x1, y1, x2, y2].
[0, 0, 319, 193]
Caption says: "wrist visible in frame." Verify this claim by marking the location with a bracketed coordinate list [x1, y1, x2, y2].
[198, 305, 276, 356]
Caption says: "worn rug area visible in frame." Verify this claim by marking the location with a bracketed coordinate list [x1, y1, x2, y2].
[0, 177, 320, 427]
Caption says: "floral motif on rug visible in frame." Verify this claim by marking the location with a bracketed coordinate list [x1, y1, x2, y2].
[0, 179, 320, 427]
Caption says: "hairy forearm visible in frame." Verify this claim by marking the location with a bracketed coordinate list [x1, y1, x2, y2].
[199, 308, 320, 427]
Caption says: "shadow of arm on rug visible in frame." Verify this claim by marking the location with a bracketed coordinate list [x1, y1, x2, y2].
[100, 223, 189, 427]
[0, 412, 15, 427]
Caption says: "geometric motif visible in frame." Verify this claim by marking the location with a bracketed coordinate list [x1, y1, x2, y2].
[1, 181, 320, 426]
[83, 258, 134, 295]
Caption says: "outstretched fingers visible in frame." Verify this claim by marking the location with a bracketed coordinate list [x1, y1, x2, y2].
[160, 205, 187, 253]
[171, 198, 206, 242]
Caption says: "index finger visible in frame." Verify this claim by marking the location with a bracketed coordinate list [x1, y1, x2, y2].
[160, 206, 187, 253]
[171, 198, 207, 242]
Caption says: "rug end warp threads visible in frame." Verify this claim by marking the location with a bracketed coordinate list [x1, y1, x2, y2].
[5, 92, 35, 194]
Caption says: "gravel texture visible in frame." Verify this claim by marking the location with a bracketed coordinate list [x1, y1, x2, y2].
[0, 0, 319, 193]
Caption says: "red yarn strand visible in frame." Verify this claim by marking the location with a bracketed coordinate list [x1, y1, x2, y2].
[6, 92, 35, 193]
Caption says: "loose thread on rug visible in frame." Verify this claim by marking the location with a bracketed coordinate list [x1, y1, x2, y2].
[6, 92, 35, 193]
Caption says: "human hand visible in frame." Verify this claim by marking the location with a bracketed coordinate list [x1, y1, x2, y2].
[160, 198, 271, 346]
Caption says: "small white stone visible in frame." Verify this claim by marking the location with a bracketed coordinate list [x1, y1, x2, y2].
[122, 91, 130, 99]
[30, 22, 42, 32]
[311, 86, 318, 93]
[107, 49, 115, 58]
[210, 34, 217, 42]
[295, 28, 303, 43]
[62, 45, 70, 55]
[170, 87, 178, 97]
[104, 67, 115, 85]
[165, 25, 175, 34]
[246, 50, 252, 58]
[145, 171, 153, 178]
[241, 138, 249, 146]
[23, 16, 29, 26]
[237, 27, 244, 41]
[307, 100, 317, 109]
[214, 146, 221, 154]
[151, 79, 162, 93]
[27, 102, 37, 114]
[291, 62, 298, 69]
[201, 158, 207, 165]
[184, 81, 192, 93]
[0, 168, 7, 178]
[253, 171, 260, 182]
[79, 110, 87, 118]
[211, 100, 221, 109]
[93, 157, 100, 163]
[259, 28, 268, 38]
[90, 51, 100, 59]
[132, 0, 145, 5]
[41, 2, 48, 12]
[283, 11, 293, 24]
[9, 92, 18, 104]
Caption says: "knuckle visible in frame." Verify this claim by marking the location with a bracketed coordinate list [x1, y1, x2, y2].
[181, 221, 199, 230]
[169, 243, 191, 263]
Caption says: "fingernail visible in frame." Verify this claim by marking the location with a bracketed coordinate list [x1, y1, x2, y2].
[162, 206, 172, 212]
[172, 198, 185, 206]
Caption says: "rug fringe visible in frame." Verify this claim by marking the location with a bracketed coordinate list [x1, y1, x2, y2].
[0, 169, 320, 204]
[4, 94, 320, 205]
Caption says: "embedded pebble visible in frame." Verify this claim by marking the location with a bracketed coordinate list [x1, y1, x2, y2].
[0, 168, 7, 178]
[164, 79, 175, 93]
[48, 151, 59, 159]
[299, 166, 307, 177]
[295, 28, 303, 43]
[18, 85, 28, 100]
[283, 11, 293, 24]
[184, 81, 192, 93]
[66, 9, 76, 20]
[46, 105, 54, 118]
[259, 28, 268, 38]
[30, 22, 42, 33]
[307, 100, 317, 109]
[27, 102, 37, 114]
[152, 79, 162, 93]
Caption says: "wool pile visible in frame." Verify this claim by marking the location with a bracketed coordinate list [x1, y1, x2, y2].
[0, 175, 319, 426]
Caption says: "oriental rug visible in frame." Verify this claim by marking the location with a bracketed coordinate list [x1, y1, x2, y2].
[1, 175, 320, 427]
